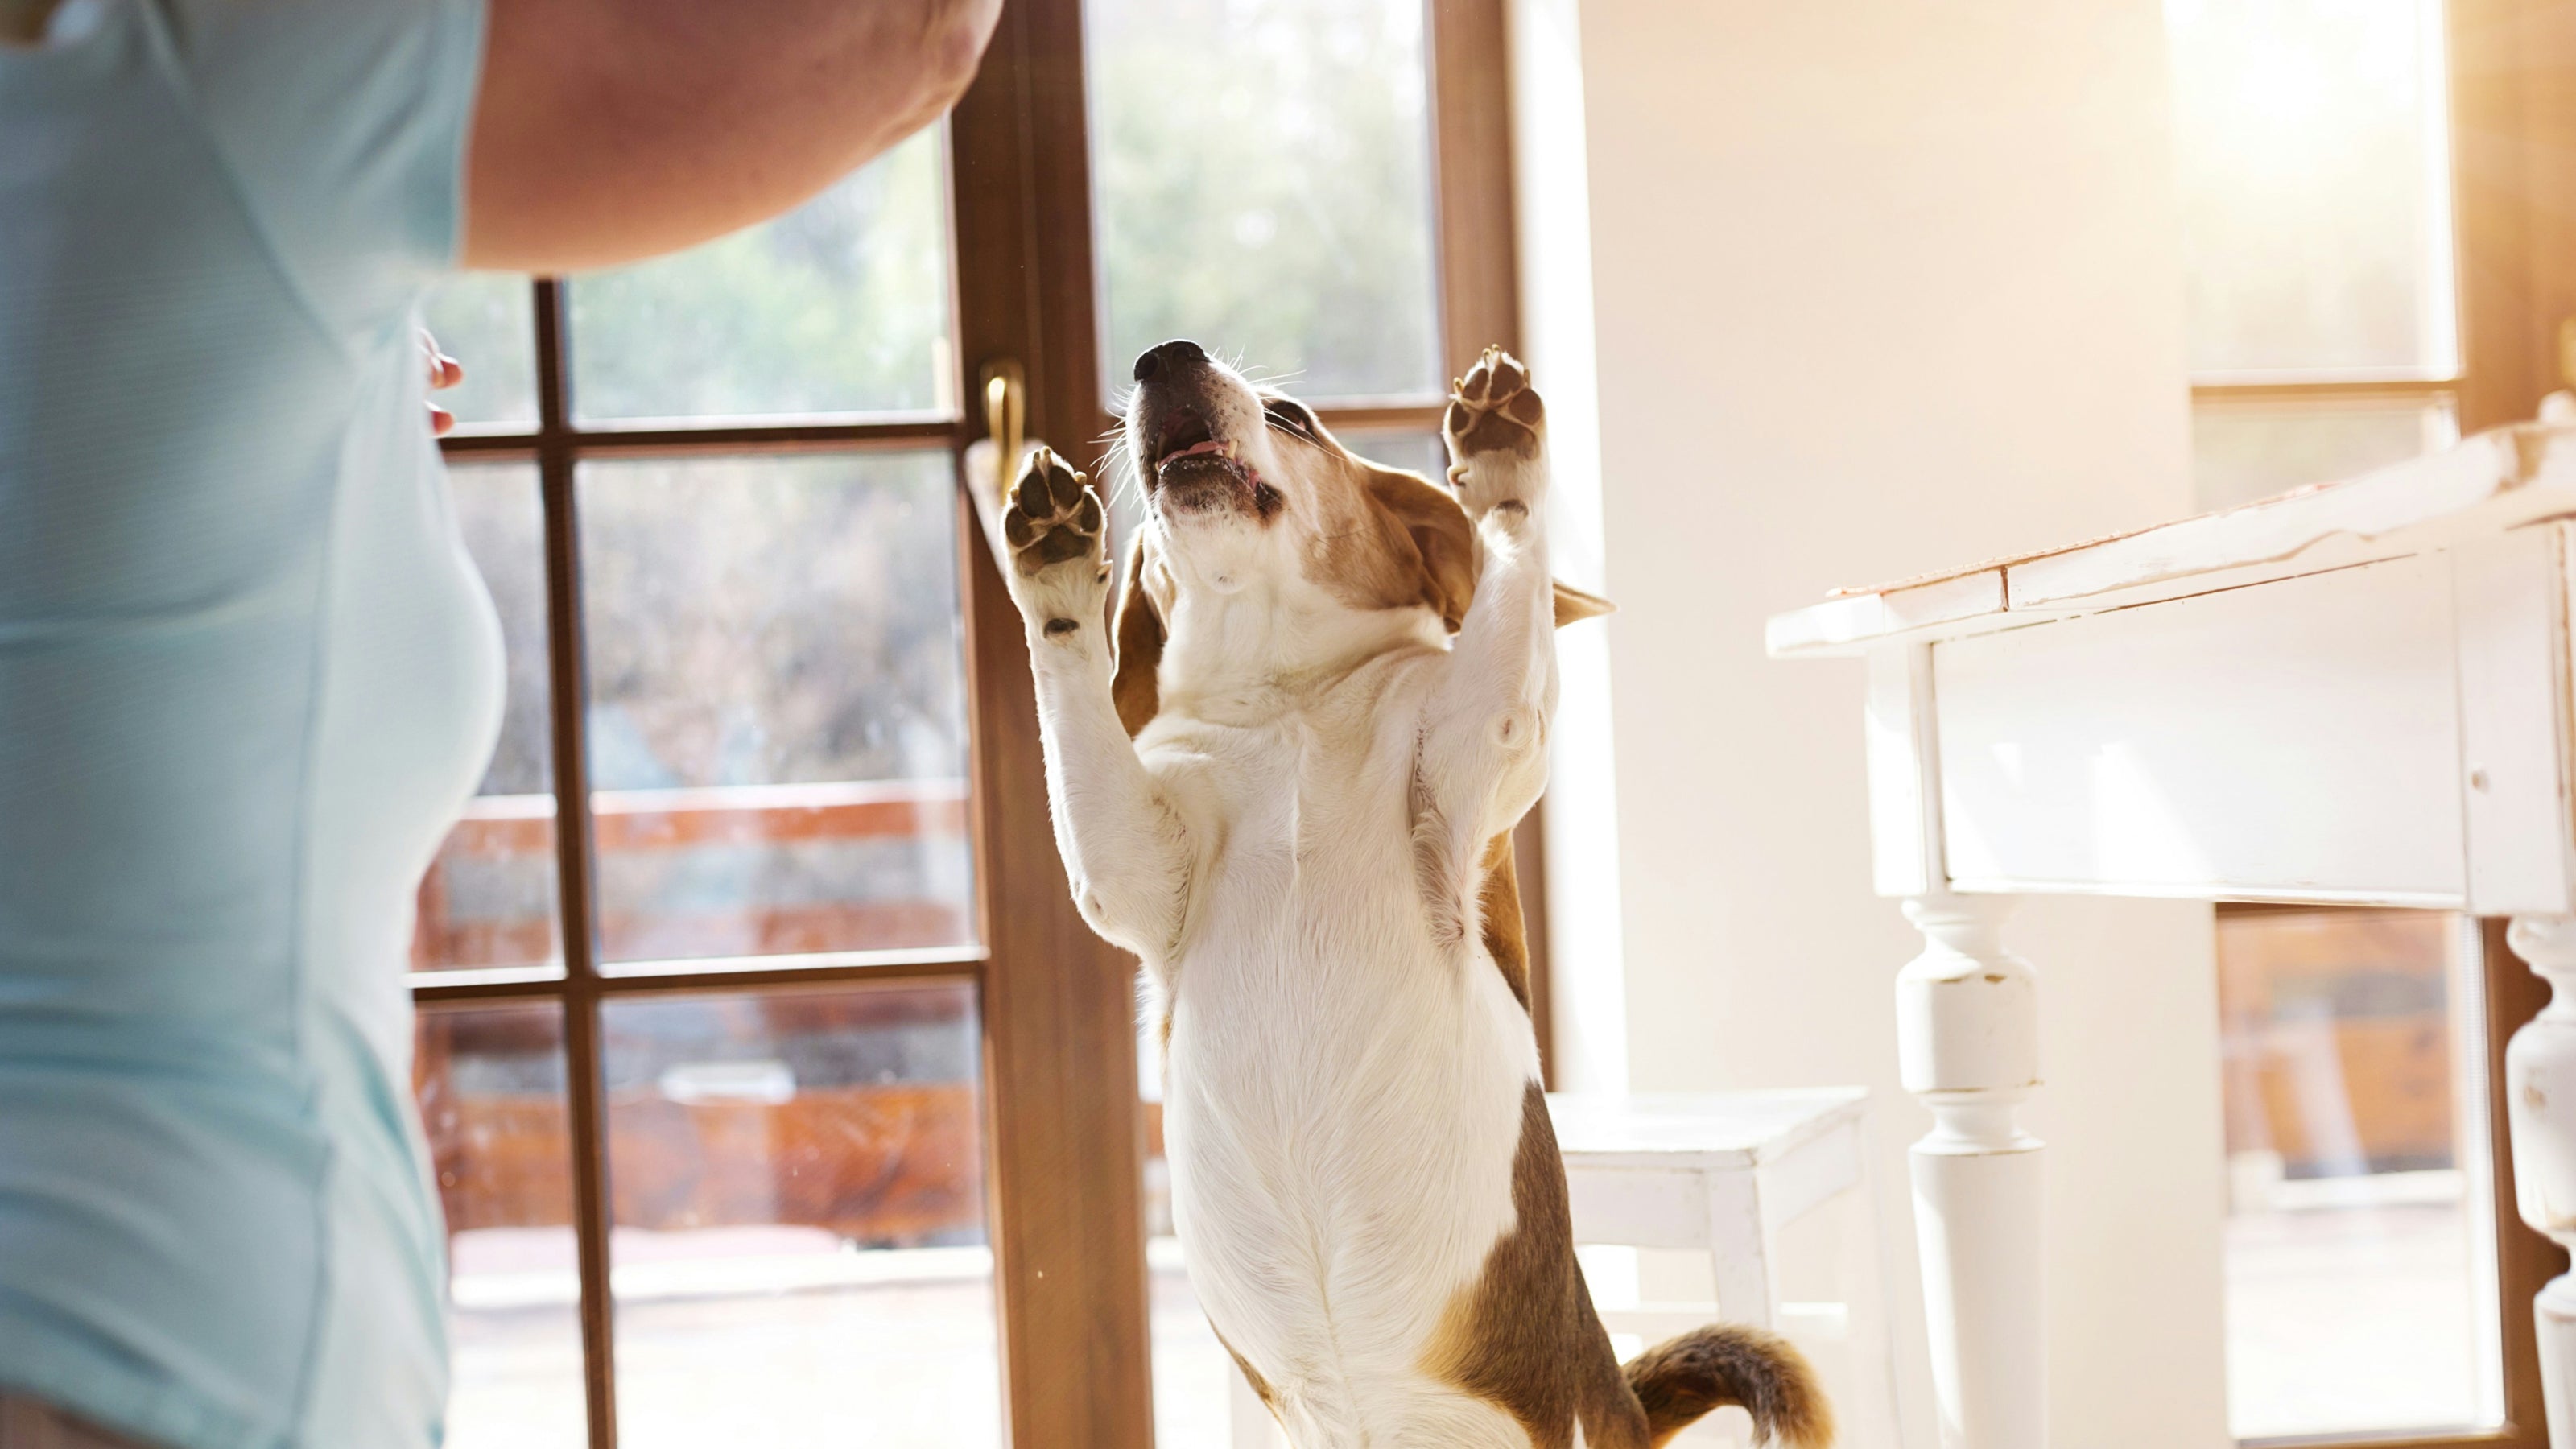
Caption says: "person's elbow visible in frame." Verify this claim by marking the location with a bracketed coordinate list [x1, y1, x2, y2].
[463, 0, 1008, 273]
[905, 0, 1002, 125]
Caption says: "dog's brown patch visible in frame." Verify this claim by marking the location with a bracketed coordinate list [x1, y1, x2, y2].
[1422, 1086, 1838, 1449]
[1258, 382, 1601, 643]
[1304, 461, 1481, 631]
[1422, 1084, 1645, 1449]
[1478, 832, 1534, 1013]
[1212, 1324, 1280, 1413]
[1113, 531, 1170, 737]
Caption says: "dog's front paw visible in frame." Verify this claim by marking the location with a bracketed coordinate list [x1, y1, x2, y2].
[1002, 447, 1110, 638]
[1443, 346, 1546, 519]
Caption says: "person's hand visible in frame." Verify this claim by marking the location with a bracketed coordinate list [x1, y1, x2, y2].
[422, 329, 464, 436]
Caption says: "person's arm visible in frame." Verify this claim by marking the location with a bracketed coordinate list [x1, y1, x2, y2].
[462, 0, 1001, 272]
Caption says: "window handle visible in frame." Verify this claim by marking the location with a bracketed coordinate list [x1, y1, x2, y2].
[964, 358, 1036, 576]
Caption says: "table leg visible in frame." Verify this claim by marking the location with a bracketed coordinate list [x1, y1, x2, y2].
[1898, 892, 2044, 1449]
[2506, 914, 2576, 1447]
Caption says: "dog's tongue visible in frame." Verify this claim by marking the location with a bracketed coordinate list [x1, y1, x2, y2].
[1159, 438, 1228, 468]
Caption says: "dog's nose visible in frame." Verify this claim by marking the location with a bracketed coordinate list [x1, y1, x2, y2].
[1132, 339, 1208, 384]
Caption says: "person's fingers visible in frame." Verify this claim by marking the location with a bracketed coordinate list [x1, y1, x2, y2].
[419, 328, 464, 390]
[429, 400, 457, 436]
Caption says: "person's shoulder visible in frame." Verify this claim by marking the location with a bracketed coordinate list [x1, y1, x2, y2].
[170, 0, 487, 324]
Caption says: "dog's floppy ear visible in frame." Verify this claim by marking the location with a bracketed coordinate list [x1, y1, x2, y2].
[1111, 529, 1169, 737]
[1363, 467, 1480, 633]
[1552, 580, 1614, 627]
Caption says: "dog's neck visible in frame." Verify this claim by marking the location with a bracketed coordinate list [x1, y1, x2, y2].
[1150, 541, 1445, 726]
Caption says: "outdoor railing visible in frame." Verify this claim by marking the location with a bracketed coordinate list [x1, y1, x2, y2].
[415, 778, 975, 969]
[415, 778, 985, 1248]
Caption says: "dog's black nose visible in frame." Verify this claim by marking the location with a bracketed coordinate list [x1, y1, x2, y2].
[1132, 339, 1208, 383]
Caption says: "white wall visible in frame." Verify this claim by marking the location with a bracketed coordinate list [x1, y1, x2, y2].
[1512, 0, 1629, 1098]
[1547, 2, 2235, 1444]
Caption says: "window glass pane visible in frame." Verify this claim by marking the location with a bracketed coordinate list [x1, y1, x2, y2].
[604, 983, 1000, 1448]
[2190, 398, 2457, 511]
[1340, 429, 1447, 481]
[415, 465, 563, 974]
[2165, 0, 2457, 378]
[1088, 0, 1443, 402]
[423, 275, 540, 429]
[577, 453, 974, 966]
[569, 130, 956, 423]
[416, 1001, 587, 1449]
[2217, 908, 2503, 1439]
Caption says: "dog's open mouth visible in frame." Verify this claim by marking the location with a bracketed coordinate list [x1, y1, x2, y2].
[1152, 416, 1261, 511]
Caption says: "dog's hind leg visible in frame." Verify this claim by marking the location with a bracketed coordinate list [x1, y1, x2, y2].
[1000, 448, 1195, 961]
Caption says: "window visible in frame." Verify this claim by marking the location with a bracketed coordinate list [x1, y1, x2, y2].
[425, 145, 1005, 1445]
[2169, 0, 2460, 511]
[2166, 0, 2576, 1442]
[419, 2, 1528, 1445]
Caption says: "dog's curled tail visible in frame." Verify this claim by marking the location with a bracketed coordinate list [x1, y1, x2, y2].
[1623, 1323, 1834, 1448]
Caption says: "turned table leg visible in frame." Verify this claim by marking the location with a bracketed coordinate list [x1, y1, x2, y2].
[2506, 914, 2576, 1447]
[1899, 892, 2044, 1449]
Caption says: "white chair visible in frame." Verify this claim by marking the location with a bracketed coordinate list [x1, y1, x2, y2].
[1225, 1087, 1893, 1447]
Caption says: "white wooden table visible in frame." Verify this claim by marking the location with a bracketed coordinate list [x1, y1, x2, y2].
[1766, 413, 2576, 1449]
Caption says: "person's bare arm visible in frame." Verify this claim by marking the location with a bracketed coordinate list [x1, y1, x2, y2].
[463, 0, 1000, 272]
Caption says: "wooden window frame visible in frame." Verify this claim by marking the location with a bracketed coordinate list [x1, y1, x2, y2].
[423, 2, 1526, 1446]
[2194, 3, 2576, 1445]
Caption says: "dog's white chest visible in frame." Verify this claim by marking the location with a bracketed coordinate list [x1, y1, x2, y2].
[1149, 713, 1538, 1446]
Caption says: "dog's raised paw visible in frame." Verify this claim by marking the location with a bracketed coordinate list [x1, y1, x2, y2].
[1004, 448, 1104, 572]
[1001, 448, 1109, 627]
[1444, 345, 1545, 460]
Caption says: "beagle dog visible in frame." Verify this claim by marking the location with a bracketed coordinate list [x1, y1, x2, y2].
[997, 342, 1831, 1449]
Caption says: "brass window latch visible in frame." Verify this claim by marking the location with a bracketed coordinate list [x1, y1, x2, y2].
[964, 358, 1031, 576]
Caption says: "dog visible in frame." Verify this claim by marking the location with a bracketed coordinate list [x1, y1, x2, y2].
[997, 340, 1831, 1449]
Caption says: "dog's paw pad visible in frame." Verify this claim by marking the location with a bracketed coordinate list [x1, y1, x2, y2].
[1003, 448, 1106, 579]
[1444, 346, 1544, 459]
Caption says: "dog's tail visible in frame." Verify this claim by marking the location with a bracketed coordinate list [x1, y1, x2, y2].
[1622, 1323, 1834, 1448]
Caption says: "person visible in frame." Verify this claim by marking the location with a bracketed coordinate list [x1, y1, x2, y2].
[0, 0, 1000, 1443]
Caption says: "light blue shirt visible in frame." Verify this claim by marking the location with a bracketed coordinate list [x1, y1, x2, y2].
[0, 1, 495, 1444]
